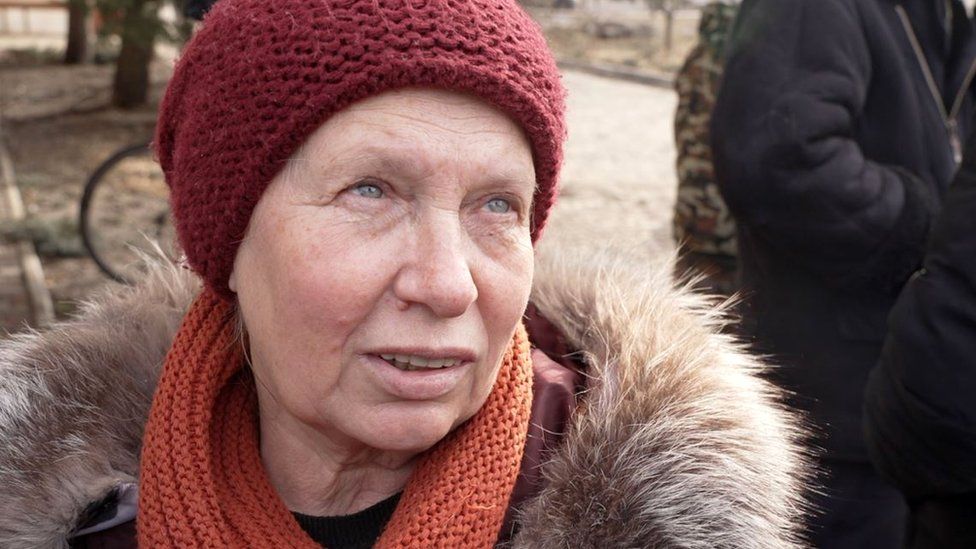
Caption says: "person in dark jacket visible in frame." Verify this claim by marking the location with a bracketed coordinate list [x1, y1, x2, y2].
[864, 119, 976, 549]
[711, 0, 976, 546]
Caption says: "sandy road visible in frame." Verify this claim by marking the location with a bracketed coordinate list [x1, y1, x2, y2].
[544, 70, 678, 260]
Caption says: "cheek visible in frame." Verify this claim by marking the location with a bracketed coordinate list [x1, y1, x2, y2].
[285, 243, 376, 328]
[238, 216, 397, 404]
[272, 211, 399, 322]
[480, 235, 535, 324]
[457, 257, 532, 426]
[473, 242, 534, 381]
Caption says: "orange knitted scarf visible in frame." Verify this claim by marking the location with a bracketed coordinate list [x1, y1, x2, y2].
[138, 288, 533, 547]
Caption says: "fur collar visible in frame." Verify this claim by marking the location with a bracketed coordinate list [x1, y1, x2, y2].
[0, 244, 810, 548]
[513, 242, 810, 547]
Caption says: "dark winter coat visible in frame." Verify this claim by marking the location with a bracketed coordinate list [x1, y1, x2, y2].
[711, 0, 976, 460]
[864, 117, 976, 548]
[0, 245, 810, 548]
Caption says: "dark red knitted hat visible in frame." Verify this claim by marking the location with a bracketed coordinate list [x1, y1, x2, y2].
[155, 0, 566, 300]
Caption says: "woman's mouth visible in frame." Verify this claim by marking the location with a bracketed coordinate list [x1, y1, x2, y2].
[379, 354, 463, 371]
[366, 352, 473, 400]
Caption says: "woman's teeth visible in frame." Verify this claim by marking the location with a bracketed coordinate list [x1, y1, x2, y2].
[380, 354, 461, 371]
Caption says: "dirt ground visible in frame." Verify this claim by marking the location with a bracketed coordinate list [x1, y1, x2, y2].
[0, 4, 688, 321]
[531, 5, 699, 73]
[1, 61, 172, 315]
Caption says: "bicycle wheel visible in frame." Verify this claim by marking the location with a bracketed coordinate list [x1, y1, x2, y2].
[80, 143, 176, 284]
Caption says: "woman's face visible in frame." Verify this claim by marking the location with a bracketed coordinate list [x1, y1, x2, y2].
[230, 89, 537, 453]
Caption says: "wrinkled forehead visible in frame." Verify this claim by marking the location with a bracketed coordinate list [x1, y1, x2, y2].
[284, 89, 537, 188]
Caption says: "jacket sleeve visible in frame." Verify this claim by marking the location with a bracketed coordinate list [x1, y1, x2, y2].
[864, 134, 976, 498]
[711, 0, 936, 291]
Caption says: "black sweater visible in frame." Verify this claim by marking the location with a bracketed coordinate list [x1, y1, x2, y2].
[293, 493, 401, 549]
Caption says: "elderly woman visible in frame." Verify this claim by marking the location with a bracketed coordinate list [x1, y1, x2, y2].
[0, 0, 808, 547]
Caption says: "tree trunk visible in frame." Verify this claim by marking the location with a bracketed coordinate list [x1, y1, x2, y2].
[64, 0, 90, 65]
[663, 8, 673, 54]
[112, 0, 157, 109]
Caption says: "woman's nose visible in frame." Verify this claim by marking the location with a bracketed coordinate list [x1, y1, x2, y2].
[392, 217, 478, 318]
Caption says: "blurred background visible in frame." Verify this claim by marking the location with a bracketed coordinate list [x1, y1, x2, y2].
[0, 0, 711, 333]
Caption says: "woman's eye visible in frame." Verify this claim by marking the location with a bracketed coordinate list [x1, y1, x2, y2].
[485, 197, 512, 214]
[351, 182, 383, 199]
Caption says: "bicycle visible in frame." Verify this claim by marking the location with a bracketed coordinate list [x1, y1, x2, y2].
[79, 142, 176, 284]
[78, 3, 221, 284]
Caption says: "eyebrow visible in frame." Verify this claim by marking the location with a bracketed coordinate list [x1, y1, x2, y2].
[351, 146, 434, 180]
[322, 143, 538, 191]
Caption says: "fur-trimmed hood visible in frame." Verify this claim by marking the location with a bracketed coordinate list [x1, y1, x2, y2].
[0, 244, 810, 548]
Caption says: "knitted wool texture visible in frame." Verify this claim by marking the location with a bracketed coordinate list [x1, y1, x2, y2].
[138, 288, 534, 547]
[155, 0, 566, 300]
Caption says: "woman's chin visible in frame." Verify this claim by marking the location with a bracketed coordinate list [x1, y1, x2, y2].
[355, 406, 468, 453]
